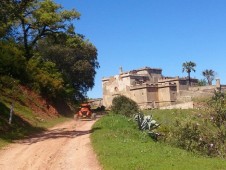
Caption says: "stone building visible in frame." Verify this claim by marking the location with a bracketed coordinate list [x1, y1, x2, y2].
[102, 66, 198, 109]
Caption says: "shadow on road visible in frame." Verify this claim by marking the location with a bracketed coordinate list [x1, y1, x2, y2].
[15, 126, 101, 145]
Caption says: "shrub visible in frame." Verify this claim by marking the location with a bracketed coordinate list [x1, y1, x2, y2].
[208, 91, 226, 128]
[173, 120, 201, 151]
[171, 119, 226, 157]
[111, 95, 139, 117]
[206, 91, 226, 157]
[155, 91, 226, 158]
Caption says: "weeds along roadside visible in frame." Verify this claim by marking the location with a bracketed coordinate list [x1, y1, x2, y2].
[94, 94, 226, 160]
[149, 91, 226, 159]
[91, 113, 226, 170]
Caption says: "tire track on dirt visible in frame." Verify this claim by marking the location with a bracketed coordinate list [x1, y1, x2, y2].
[0, 119, 102, 170]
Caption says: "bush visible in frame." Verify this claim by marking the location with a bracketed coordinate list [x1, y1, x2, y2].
[170, 119, 226, 157]
[208, 91, 226, 128]
[111, 95, 139, 117]
[154, 92, 226, 158]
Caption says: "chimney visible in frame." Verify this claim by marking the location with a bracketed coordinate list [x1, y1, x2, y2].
[216, 79, 221, 88]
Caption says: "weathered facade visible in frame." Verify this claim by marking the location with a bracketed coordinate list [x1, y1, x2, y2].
[102, 67, 198, 109]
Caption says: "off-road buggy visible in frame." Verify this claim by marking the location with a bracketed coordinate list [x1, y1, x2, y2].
[74, 103, 96, 120]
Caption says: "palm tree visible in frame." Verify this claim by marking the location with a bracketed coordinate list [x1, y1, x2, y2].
[202, 69, 215, 85]
[182, 61, 196, 86]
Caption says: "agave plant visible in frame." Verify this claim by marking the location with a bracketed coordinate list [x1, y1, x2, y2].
[134, 112, 160, 140]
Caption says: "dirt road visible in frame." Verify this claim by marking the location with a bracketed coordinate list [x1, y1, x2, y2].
[0, 119, 102, 170]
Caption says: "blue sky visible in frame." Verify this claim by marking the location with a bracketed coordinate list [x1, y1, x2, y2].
[55, 0, 226, 98]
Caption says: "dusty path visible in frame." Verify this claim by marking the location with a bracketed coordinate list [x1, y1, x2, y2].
[0, 119, 102, 170]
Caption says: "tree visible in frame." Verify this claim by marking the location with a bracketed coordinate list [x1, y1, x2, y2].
[26, 56, 64, 96]
[3, 0, 80, 60]
[0, 0, 99, 100]
[0, 40, 27, 80]
[0, 0, 13, 37]
[182, 61, 196, 86]
[202, 69, 215, 85]
[0, 0, 35, 39]
[37, 33, 99, 100]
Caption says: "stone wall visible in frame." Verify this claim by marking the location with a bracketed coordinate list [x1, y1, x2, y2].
[160, 101, 194, 109]
[176, 85, 216, 103]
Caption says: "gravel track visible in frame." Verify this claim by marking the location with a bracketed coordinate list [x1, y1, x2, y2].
[0, 119, 102, 170]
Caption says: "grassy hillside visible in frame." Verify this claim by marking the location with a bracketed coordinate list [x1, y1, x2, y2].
[0, 81, 75, 148]
[91, 114, 226, 170]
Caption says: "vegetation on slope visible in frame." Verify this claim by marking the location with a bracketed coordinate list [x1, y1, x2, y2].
[0, 0, 99, 101]
[0, 0, 99, 147]
[91, 114, 226, 170]
[91, 92, 226, 169]
[149, 92, 226, 158]
[0, 76, 73, 148]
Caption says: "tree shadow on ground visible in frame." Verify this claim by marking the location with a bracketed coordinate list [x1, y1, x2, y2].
[16, 127, 101, 145]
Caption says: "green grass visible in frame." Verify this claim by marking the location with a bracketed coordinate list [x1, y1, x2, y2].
[0, 77, 75, 149]
[145, 109, 201, 122]
[0, 96, 72, 149]
[145, 109, 214, 133]
[91, 114, 226, 170]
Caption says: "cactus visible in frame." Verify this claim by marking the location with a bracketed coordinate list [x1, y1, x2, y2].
[135, 113, 160, 130]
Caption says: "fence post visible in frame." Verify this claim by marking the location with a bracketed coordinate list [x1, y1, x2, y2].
[9, 102, 14, 124]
